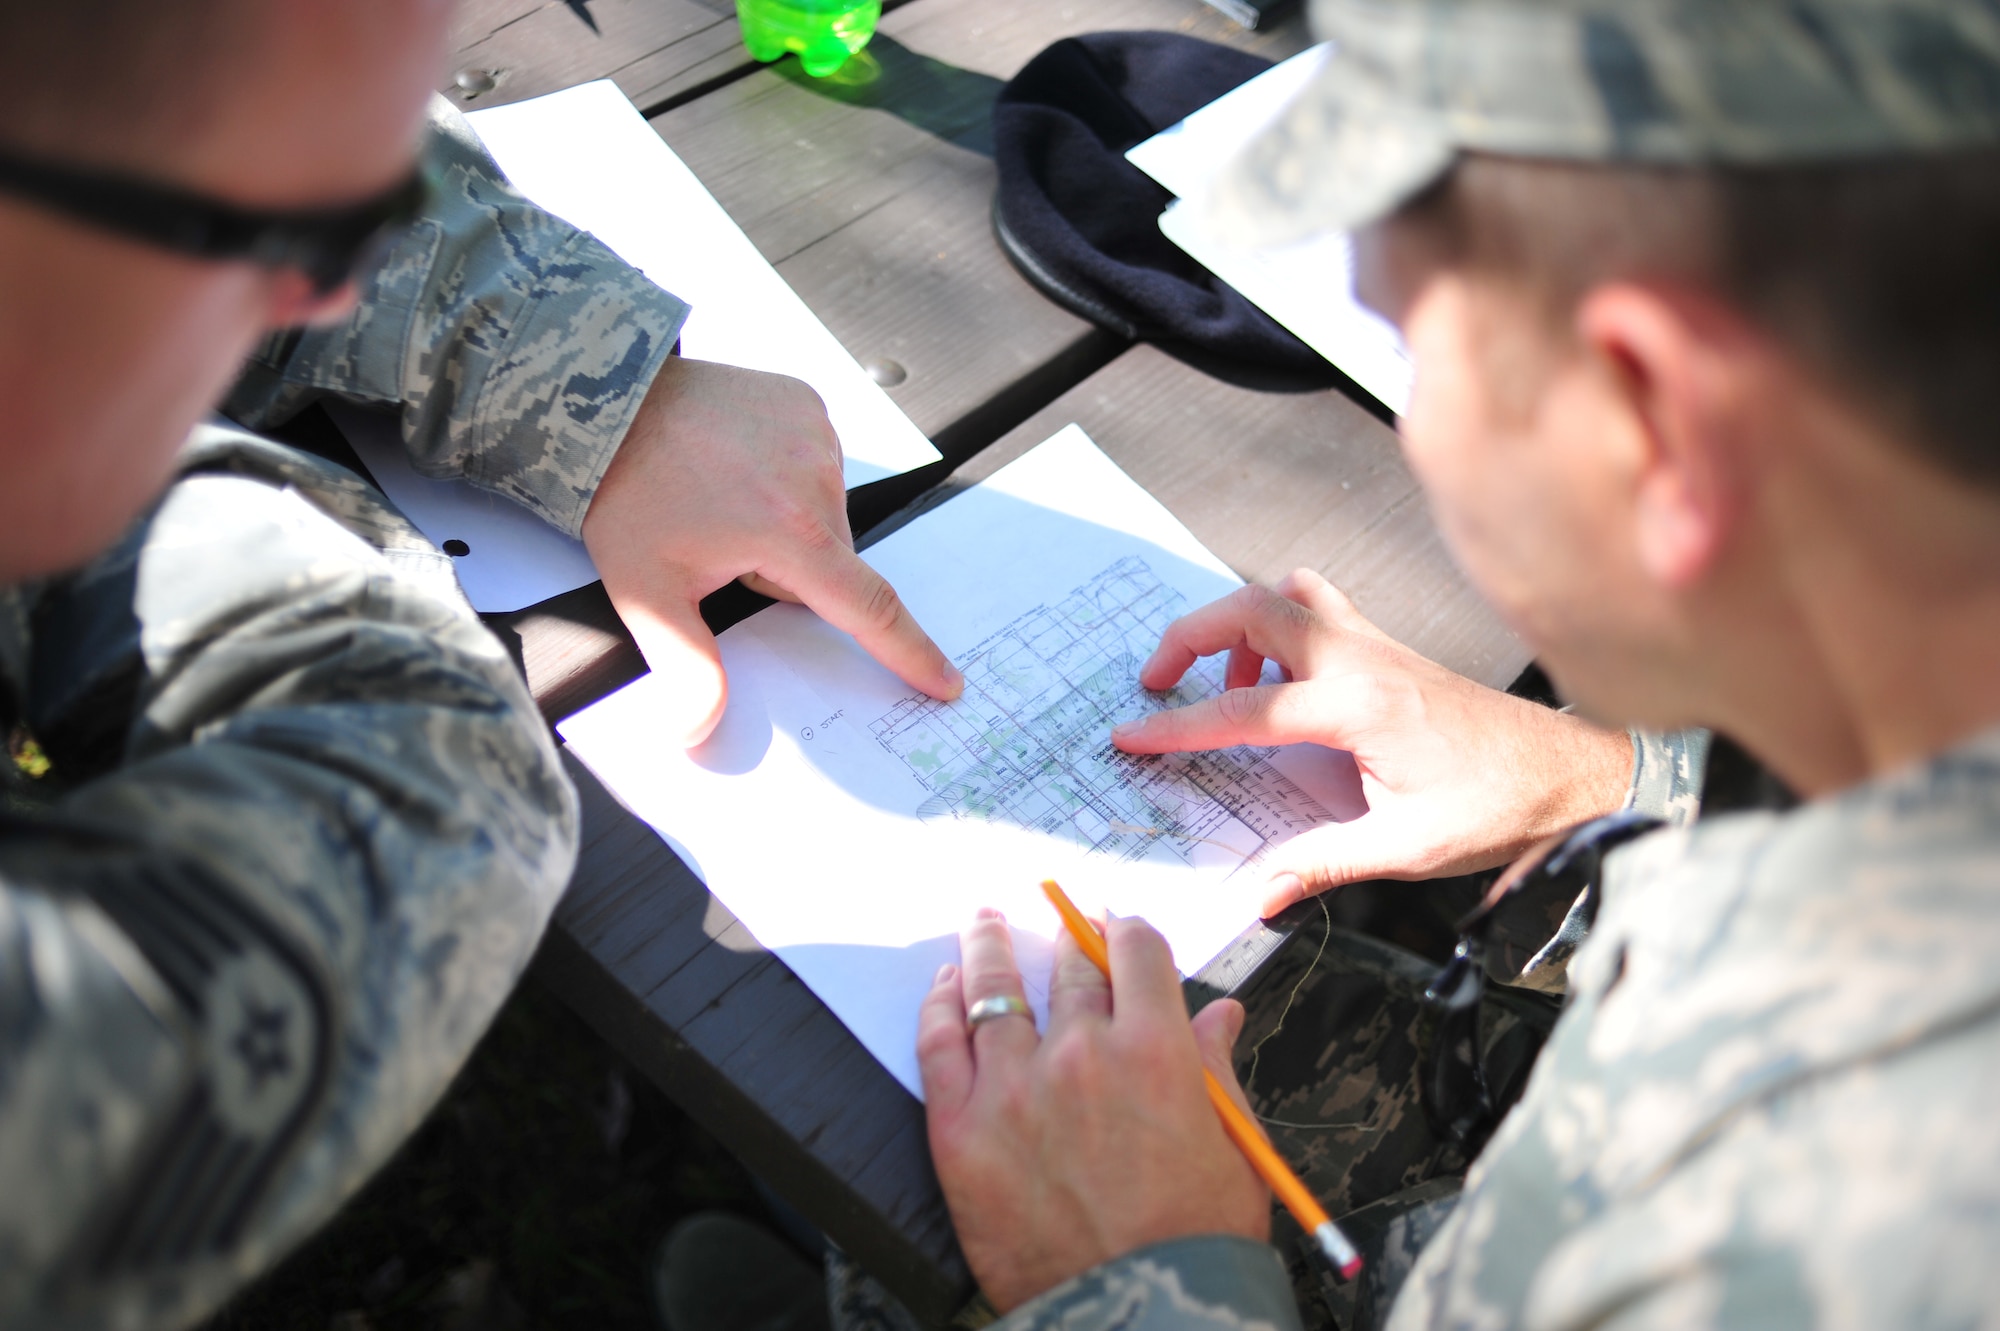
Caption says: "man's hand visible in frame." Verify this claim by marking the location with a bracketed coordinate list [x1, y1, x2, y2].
[920, 909, 1268, 1313]
[1112, 568, 1633, 917]
[581, 357, 962, 745]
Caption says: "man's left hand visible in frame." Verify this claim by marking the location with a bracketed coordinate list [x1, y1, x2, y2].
[919, 909, 1269, 1313]
[581, 357, 962, 745]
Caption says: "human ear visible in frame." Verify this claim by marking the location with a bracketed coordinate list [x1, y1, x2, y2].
[1576, 284, 1741, 591]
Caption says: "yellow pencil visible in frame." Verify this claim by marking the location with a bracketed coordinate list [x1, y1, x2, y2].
[1039, 879, 1364, 1280]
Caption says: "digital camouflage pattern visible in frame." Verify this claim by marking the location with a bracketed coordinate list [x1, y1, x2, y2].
[0, 429, 576, 1330]
[1242, 927, 1551, 1331]
[1496, 727, 1713, 996]
[1626, 727, 1709, 832]
[1195, 0, 2000, 246]
[1318, 1179, 1462, 1331]
[950, 729, 1710, 1331]
[1242, 728, 1706, 1331]
[0, 99, 687, 1329]
[1388, 724, 2000, 1329]
[1233, 727, 1706, 1257]
[964, 729, 2000, 1330]
[830, 1244, 935, 1331]
[227, 98, 689, 539]
[990, 1238, 1305, 1331]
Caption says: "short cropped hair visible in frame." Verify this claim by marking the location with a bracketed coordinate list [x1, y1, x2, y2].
[0, 0, 257, 160]
[1395, 150, 2000, 490]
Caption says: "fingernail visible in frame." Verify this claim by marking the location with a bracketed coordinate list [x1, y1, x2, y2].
[1111, 720, 1141, 742]
[933, 963, 957, 986]
[975, 906, 1005, 922]
[1206, 997, 1245, 1044]
[1264, 872, 1303, 914]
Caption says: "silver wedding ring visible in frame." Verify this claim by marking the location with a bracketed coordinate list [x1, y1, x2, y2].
[964, 994, 1032, 1033]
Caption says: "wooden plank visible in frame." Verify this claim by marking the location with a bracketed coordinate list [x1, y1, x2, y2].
[442, 0, 753, 113]
[537, 752, 969, 1323]
[446, 0, 553, 53]
[502, 576, 789, 726]
[875, 342, 1531, 690]
[440, 0, 953, 119]
[499, 584, 638, 724]
[529, 343, 1526, 1324]
[488, 2, 1526, 1315]
[650, 0, 1311, 455]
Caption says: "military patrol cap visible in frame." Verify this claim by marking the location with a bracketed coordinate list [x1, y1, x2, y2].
[1193, 0, 2000, 247]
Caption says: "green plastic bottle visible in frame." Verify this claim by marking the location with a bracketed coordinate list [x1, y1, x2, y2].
[735, 0, 882, 77]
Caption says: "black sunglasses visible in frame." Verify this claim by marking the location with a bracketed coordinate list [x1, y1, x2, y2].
[1420, 809, 1665, 1153]
[0, 143, 431, 294]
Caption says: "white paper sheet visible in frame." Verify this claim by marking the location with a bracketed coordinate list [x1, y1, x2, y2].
[559, 426, 1367, 1098]
[1124, 46, 1334, 201]
[336, 80, 942, 613]
[467, 82, 939, 487]
[328, 401, 600, 612]
[1125, 47, 1415, 417]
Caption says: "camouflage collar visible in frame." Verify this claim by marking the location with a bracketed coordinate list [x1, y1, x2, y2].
[1572, 720, 2000, 1193]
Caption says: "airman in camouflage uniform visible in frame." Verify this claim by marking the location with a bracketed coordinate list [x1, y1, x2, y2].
[0, 96, 688, 1328]
[916, 2, 2000, 1330]
[1391, 726, 2000, 1328]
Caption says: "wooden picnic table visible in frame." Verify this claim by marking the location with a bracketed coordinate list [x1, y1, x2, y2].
[443, 1, 1530, 1322]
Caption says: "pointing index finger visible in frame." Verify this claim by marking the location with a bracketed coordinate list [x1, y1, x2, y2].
[1114, 679, 1327, 755]
[764, 536, 964, 702]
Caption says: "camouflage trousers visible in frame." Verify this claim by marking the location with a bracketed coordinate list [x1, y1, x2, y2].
[831, 898, 1560, 1331]
[1231, 903, 1559, 1331]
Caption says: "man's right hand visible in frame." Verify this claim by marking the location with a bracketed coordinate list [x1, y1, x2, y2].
[581, 357, 962, 746]
[1112, 568, 1634, 917]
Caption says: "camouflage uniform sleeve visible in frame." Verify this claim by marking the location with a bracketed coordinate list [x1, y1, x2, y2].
[1485, 728, 1711, 994]
[986, 1237, 1304, 1331]
[1623, 727, 1710, 826]
[0, 422, 577, 1329]
[223, 95, 690, 539]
